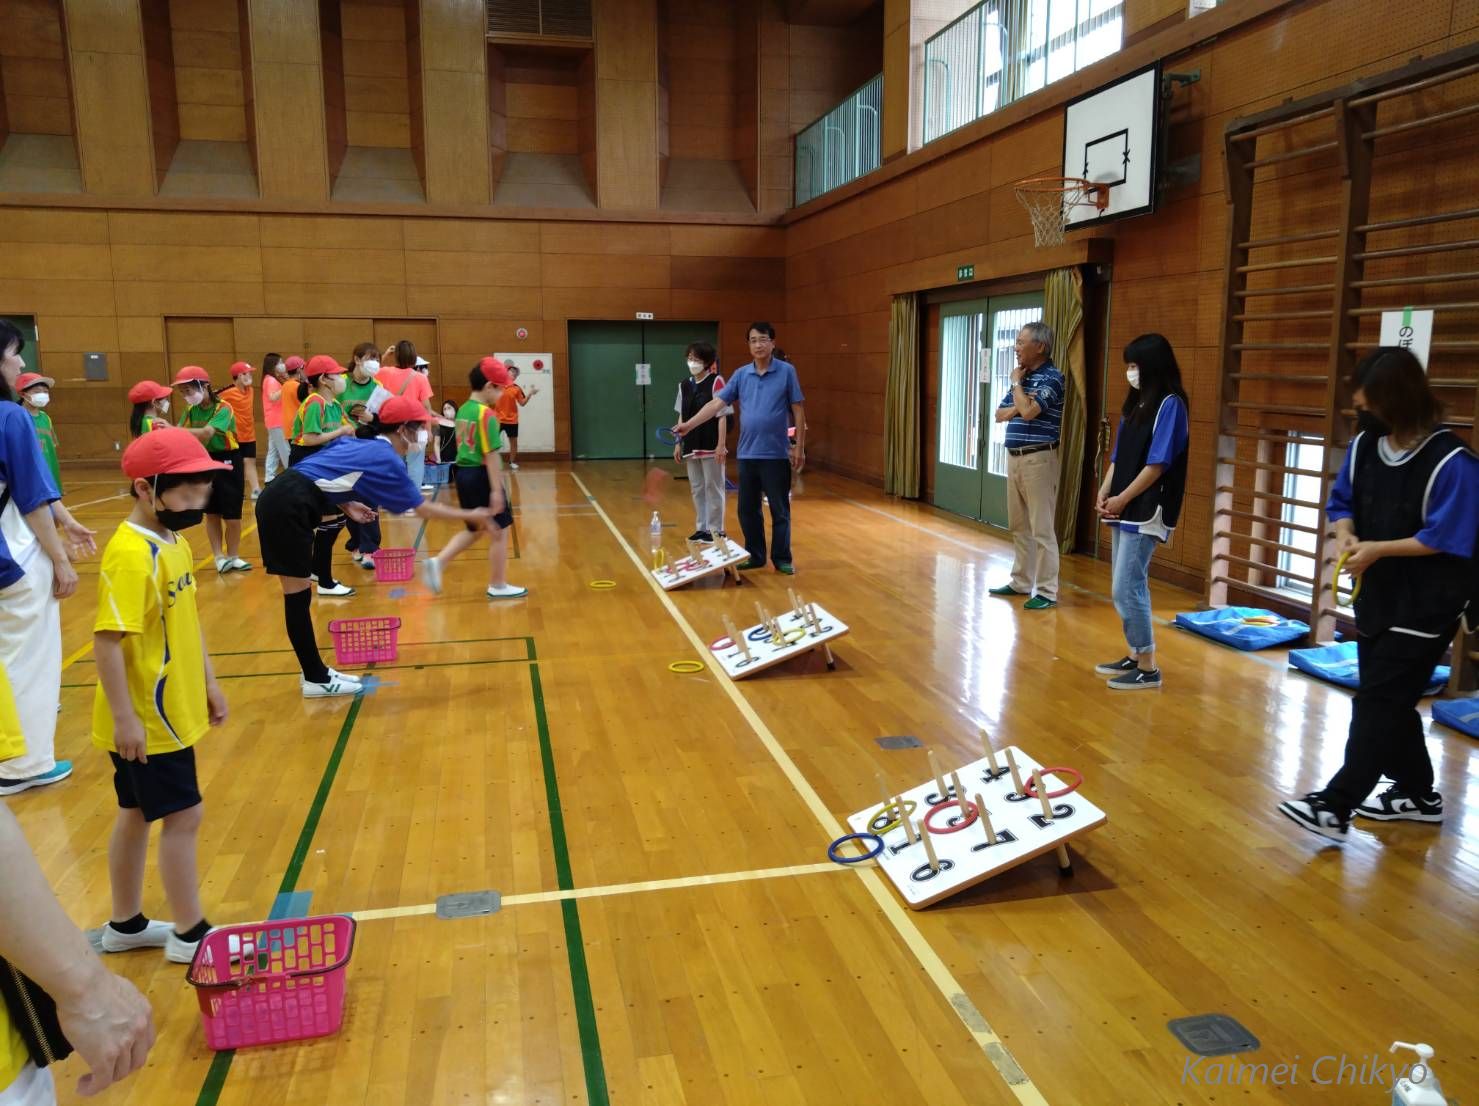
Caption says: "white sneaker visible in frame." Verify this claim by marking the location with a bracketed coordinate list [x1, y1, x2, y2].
[226, 557, 252, 572]
[317, 582, 355, 597]
[421, 556, 443, 595]
[302, 674, 360, 698]
[165, 929, 207, 965]
[420, 484, 435, 492]
[486, 583, 528, 599]
[215, 556, 231, 574]
[325, 667, 363, 687]
[510, 462, 520, 470]
[99, 919, 174, 953]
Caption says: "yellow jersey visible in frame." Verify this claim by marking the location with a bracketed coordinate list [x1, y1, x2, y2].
[91, 523, 210, 755]
[0, 1013, 25, 1096]
[0, 665, 23, 761]
[0, 665, 30, 1088]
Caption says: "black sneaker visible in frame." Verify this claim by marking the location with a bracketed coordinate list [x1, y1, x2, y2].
[1355, 786, 1443, 823]
[1277, 793, 1350, 842]
[687, 530, 707, 542]
[1095, 656, 1138, 676]
[1107, 667, 1161, 691]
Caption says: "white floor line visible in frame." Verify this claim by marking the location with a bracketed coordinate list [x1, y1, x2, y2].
[569, 470, 1050, 1106]
[64, 491, 130, 510]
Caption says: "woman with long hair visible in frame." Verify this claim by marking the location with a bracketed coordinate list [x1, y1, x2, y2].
[174, 366, 250, 574]
[377, 341, 435, 493]
[1279, 347, 1478, 843]
[1093, 333, 1190, 691]
[128, 380, 173, 438]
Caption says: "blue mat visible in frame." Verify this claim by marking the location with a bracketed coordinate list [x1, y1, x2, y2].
[1432, 697, 1479, 738]
[1288, 640, 1449, 696]
[1173, 607, 1309, 651]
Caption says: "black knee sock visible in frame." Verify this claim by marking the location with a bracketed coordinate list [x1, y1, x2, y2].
[284, 589, 330, 683]
[312, 529, 338, 587]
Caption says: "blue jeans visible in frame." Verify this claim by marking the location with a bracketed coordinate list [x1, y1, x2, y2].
[407, 447, 426, 489]
[1111, 526, 1158, 656]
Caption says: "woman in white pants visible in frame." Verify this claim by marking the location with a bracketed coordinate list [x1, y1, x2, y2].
[0, 321, 93, 796]
[673, 342, 729, 542]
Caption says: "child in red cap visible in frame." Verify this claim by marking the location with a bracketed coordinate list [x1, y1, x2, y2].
[174, 366, 251, 575]
[92, 428, 229, 965]
[127, 379, 173, 438]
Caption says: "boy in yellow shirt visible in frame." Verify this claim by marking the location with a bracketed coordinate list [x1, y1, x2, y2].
[92, 429, 229, 966]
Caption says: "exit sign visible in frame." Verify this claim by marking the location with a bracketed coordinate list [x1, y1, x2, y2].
[956, 264, 975, 282]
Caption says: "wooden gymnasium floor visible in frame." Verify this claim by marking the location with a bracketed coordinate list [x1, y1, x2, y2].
[13, 461, 1477, 1106]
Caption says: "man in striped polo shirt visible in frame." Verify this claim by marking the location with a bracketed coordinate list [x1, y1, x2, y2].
[989, 321, 1064, 609]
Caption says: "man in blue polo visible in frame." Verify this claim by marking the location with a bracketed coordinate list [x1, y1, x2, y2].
[675, 322, 805, 574]
[989, 321, 1064, 609]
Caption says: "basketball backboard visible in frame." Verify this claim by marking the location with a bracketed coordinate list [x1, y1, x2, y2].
[1062, 62, 1161, 229]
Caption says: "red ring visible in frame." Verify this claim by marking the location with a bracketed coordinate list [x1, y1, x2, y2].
[709, 635, 735, 652]
[1021, 767, 1082, 799]
[924, 798, 978, 834]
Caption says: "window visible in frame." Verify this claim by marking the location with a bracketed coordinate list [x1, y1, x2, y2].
[924, 0, 1124, 144]
[1276, 437, 1326, 594]
[794, 75, 883, 206]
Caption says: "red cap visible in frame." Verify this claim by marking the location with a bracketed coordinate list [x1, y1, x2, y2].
[229, 360, 252, 378]
[283, 355, 306, 372]
[173, 365, 211, 386]
[378, 395, 437, 425]
[477, 357, 510, 387]
[304, 354, 344, 379]
[121, 427, 231, 480]
[127, 380, 172, 403]
[15, 372, 54, 391]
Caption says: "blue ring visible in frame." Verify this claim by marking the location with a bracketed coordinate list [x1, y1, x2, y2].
[827, 832, 884, 865]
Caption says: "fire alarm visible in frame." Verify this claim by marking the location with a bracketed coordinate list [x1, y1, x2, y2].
[515, 327, 528, 340]
[533, 359, 545, 370]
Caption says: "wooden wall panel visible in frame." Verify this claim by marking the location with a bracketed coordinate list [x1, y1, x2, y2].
[341, 0, 411, 147]
[244, 0, 331, 200]
[414, 0, 488, 204]
[170, 0, 249, 142]
[1, 0, 73, 136]
[662, 0, 738, 161]
[594, 0, 659, 208]
[487, 43, 507, 188]
[64, 0, 157, 196]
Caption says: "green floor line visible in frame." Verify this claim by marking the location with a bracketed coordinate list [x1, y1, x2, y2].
[64, 656, 533, 689]
[529, 661, 609, 1104]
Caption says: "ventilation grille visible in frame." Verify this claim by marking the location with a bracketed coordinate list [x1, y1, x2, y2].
[487, 0, 591, 37]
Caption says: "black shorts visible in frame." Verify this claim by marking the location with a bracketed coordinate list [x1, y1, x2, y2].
[110, 746, 201, 822]
[288, 442, 321, 467]
[238, 439, 257, 459]
[255, 470, 332, 577]
[454, 465, 513, 531]
[206, 450, 244, 520]
[500, 422, 518, 439]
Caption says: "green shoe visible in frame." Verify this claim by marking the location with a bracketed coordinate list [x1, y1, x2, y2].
[988, 584, 1026, 596]
[738, 559, 765, 571]
[774, 563, 795, 575]
[1024, 595, 1057, 610]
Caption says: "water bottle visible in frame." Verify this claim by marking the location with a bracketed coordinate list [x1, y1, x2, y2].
[1390, 1043, 1445, 1106]
[649, 511, 663, 554]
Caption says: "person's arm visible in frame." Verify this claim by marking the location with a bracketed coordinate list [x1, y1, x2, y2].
[414, 499, 492, 527]
[51, 501, 97, 558]
[790, 403, 806, 471]
[483, 414, 507, 514]
[517, 386, 536, 406]
[23, 501, 76, 599]
[1007, 368, 1044, 420]
[1103, 398, 1185, 518]
[0, 804, 155, 1096]
[201, 625, 226, 728]
[1096, 462, 1116, 515]
[716, 413, 728, 460]
[676, 396, 727, 434]
[299, 399, 352, 447]
[1327, 443, 1358, 556]
[95, 631, 146, 763]
[1346, 451, 1479, 574]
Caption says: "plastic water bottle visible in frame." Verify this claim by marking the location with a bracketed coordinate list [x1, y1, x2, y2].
[1390, 1043, 1445, 1105]
[649, 511, 663, 554]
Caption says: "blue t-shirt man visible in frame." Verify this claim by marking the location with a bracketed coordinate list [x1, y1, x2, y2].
[718, 359, 805, 460]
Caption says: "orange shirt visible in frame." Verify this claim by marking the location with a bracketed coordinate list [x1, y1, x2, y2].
[218, 385, 255, 443]
[494, 384, 525, 424]
[377, 365, 432, 407]
[280, 379, 304, 434]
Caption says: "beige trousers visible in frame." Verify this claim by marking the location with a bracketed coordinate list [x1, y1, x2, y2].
[1006, 447, 1061, 601]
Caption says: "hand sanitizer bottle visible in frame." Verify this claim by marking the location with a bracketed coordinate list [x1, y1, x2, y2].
[1390, 1042, 1445, 1106]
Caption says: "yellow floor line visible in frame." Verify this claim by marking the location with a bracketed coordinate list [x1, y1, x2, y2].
[60, 523, 260, 672]
[569, 471, 1049, 1106]
[351, 861, 846, 921]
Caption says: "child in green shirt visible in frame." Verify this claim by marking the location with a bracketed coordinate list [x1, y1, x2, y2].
[16, 373, 61, 493]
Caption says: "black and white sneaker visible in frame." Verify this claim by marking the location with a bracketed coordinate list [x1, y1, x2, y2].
[1277, 793, 1350, 842]
[1355, 786, 1443, 823]
[1095, 656, 1139, 676]
[1106, 667, 1161, 690]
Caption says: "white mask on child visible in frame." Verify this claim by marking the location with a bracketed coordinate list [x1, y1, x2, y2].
[27, 392, 50, 409]
[158, 398, 171, 414]
[1126, 368, 1141, 389]
[687, 361, 704, 375]
[414, 428, 429, 447]
[183, 388, 205, 407]
[362, 359, 381, 376]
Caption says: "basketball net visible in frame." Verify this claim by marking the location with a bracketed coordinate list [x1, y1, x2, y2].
[1013, 177, 1110, 247]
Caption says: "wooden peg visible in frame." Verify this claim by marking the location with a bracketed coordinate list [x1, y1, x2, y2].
[1032, 769, 1054, 822]
[787, 588, 802, 617]
[926, 749, 949, 801]
[1004, 748, 1025, 796]
[876, 774, 892, 819]
[807, 602, 822, 631]
[980, 729, 1000, 773]
[919, 822, 940, 872]
[975, 794, 997, 845]
[1056, 844, 1072, 871]
[902, 812, 918, 843]
[950, 770, 966, 807]
[724, 616, 752, 663]
[754, 601, 771, 631]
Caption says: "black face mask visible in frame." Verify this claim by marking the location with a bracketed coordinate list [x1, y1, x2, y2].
[1356, 410, 1390, 437]
[156, 507, 205, 531]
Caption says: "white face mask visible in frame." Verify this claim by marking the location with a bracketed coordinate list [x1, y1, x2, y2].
[1126, 367, 1141, 389]
[237, 375, 252, 388]
[414, 428, 430, 447]
[362, 359, 380, 376]
[687, 361, 705, 375]
[157, 398, 171, 414]
[27, 391, 50, 409]
[183, 388, 205, 407]
[328, 375, 347, 395]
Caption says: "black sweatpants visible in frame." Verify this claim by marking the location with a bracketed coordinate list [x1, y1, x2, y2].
[737, 459, 792, 568]
[1322, 626, 1453, 812]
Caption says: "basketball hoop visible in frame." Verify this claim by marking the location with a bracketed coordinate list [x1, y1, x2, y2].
[1013, 177, 1110, 247]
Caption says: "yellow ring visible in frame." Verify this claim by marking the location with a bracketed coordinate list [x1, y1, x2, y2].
[868, 799, 917, 835]
[652, 549, 667, 570]
[782, 627, 806, 644]
[667, 660, 705, 674]
[1333, 553, 1362, 608]
[589, 580, 617, 590]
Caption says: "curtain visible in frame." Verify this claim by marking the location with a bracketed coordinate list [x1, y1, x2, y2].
[1045, 268, 1086, 551]
[884, 293, 921, 498]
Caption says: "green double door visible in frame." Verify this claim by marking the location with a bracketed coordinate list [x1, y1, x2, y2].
[933, 294, 1044, 527]
[569, 320, 720, 459]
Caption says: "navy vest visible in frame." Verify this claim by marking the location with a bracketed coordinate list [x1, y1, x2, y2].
[1108, 395, 1189, 531]
[678, 373, 721, 454]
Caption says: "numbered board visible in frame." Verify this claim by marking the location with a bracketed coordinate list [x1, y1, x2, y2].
[711, 604, 848, 680]
[845, 748, 1106, 909]
[653, 542, 748, 590]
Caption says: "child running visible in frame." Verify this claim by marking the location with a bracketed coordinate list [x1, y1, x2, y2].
[421, 359, 525, 599]
[128, 380, 173, 438]
[173, 366, 251, 575]
[92, 428, 229, 964]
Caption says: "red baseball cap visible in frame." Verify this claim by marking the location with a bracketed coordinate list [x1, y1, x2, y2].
[229, 360, 252, 377]
[15, 372, 53, 391]
[283, 355, 306, 372]
[127, 380, 172, 403]
[304, 354, 344, 379]
[121, 427, 230, 480]
[173, 365, 211, 386]
[478, 357, 510, 387]
[378, 395, 437, 425]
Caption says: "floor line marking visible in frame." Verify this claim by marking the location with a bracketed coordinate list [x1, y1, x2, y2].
[64, 491, 131, 510]
[569, 471, 1049, 1106]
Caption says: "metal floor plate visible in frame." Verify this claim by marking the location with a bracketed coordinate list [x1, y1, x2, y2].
[437, 890, 501, 919]
[1168, 1014, 1260, 1057]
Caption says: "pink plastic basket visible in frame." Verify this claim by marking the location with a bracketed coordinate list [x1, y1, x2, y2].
[327, 616, 401, 666]
[370, 548, 415, 582]
[187, 915, 356, 1050]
